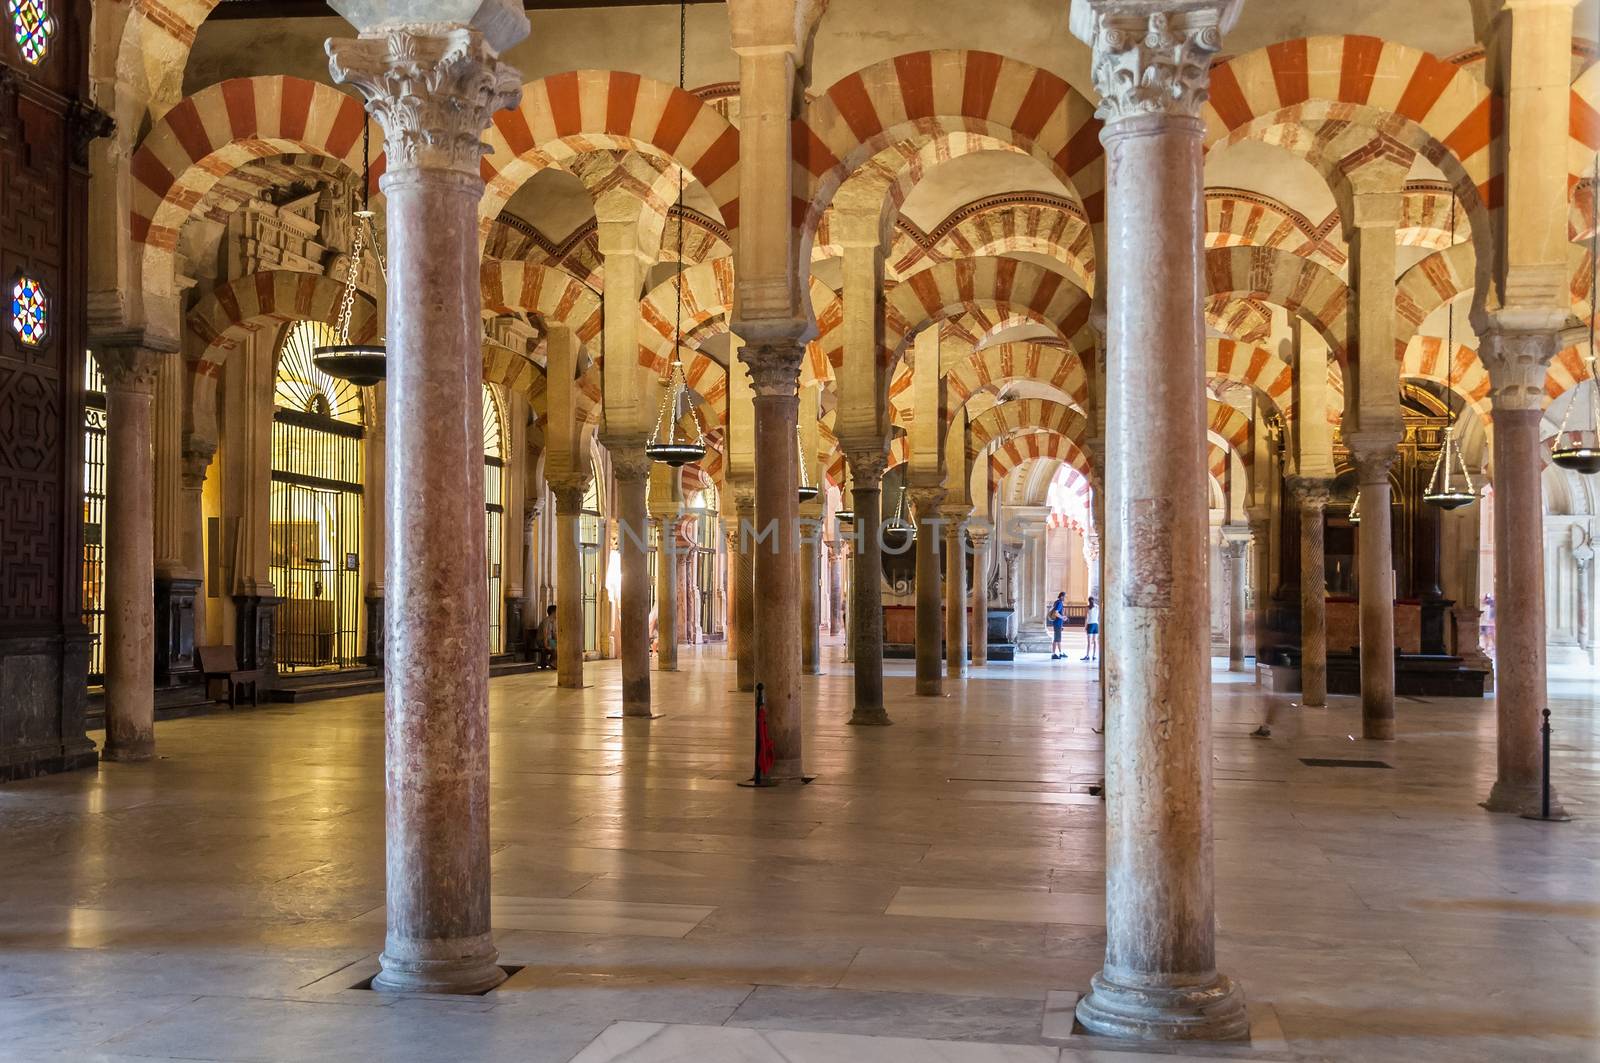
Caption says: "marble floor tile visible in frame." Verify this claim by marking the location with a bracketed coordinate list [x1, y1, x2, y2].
[567, 1021, 1064, 1062]
[886, 885, 1105, 926]
[354, 895, 716, 939]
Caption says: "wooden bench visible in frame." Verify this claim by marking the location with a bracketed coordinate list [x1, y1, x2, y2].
[196, 645, 261, 709]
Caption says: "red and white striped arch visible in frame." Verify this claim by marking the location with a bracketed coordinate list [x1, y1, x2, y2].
[1204, 245, 1350, 363]
[1393, 241, 1475, 353]
[1208, 401, 1253, 467]
[885, 258, 1095, 368]
[793, 51, 1105, 245]
[480, 260, 604, 345]
[935, 341, 1089, 421]
[479, 71, 740, 233]
[1206, 188, 1344, 271]
[184, 269, 378, 447]
[1203, 37, 1498, 218]
[1207, 338, 1292, 416]
[1548, 340, 1596, 405]
[130, 76, 376, 309]
[967, 398, 1089, 463]
[1401, 336, 1492, 423]
[987, 429, 1094, 484]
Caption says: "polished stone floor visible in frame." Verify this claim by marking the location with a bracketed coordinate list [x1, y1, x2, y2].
[1, 634, 1596, 1062]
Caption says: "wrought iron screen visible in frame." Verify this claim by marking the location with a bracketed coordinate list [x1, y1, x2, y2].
[81, 351, 106, 681]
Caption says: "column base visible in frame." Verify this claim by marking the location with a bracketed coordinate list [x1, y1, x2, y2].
[1076, 969, 1248, 1042]
[848, 706, 892, 726]
[1483, 779, 1568, 819]
[1362, 719, 1396, 741]
[915, 680, 943, 696]
[100, 738, 154, 763]
[374, 935, 506, 995]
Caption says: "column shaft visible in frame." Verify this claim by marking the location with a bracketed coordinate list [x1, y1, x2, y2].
[656, 516, 678, 671]
[750, 378, 803, 779]
[1355, 454, 1397, 740]
[971, 535, 990, 667]
[848, 473, 888, 724]
[911, 490, 944, 696]
[801, 532, 821, 674]
[99, 354, 160, 761]
[614, 463, 652, 713]
[945, 522, 968, 678]
[733, 494, 756, 692]
[1294, 483, 1330, 707]
[554, 487, 586, 689]
[1073, 2, 1245, 1037]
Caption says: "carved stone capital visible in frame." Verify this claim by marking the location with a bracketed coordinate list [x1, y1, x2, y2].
[1345, 437, 1398, 484]
[738, 343, 806, 397]
[181, 441, 217, 489]
[94, 346, 166, 394]
[1479, 325, 1559, 412]
[610, 449, 653, 483]
[843, 446, 889, 486]
[1285, 475, 1332, 512]
[549, 479, 589, 515]
[327, 27, 521, 180]
[907, 486, 947, 520]
[1074, 1, 1233, 123]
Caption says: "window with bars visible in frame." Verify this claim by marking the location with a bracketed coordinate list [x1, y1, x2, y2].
[81, 351, 106, 682]
[270, 322, 364, 672]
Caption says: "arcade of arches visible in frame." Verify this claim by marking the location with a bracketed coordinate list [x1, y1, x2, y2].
[1, 0, 1598, 1059]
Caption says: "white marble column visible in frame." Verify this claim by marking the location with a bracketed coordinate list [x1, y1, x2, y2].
[329, 16, 523, 995]
[1071, 0, 1246, 1040]
[1223, 534, 1248, 672]
[94, 344, 166, 761]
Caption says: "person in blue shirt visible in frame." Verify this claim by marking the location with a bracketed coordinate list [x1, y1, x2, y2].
[1048, 592, 1067, 660]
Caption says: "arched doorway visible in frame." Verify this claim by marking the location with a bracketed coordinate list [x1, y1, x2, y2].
[269, 321, 365, 671]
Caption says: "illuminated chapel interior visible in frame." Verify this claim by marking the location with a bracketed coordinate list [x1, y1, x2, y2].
[0, 0, 1597, 1058]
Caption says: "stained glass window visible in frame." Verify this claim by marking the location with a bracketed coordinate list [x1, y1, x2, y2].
[10, 275, 46, 346]
[9, 0, 53, 67]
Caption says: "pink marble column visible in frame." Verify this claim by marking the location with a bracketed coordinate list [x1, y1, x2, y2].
[552, 483, 587, 689]
[1289, 478, 1331, 708]
[330, 24, 522, 995]
[944, 514, 968, 679]
[1484, 398, 1565, 815]
[743, 347, 805, 779]
[846, 452, 889, 725]
[1072, 0, 1246, 1040]
[1350, 441, 1397, 740]
[910, 487, 945, 696]
[95, 345, 165, 761]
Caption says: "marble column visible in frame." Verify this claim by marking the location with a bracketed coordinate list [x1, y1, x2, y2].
[1288, 478, 1331, 707]
[180, 443, 215, 643]
[743, 348, 805, 779]
[944, 512, 969, 679]
[612, 456, 652, 713]
[1481, 331, 1565, 815]
[1223, 536, 1247, 671]
[801, 528, 822, 675]
[1349, 440, 1398, 740]
[846, 452, 889, 724]
[1247, 509, 1271, 664]
[329, 20, 522, 995]
[94, 345, 165, 761]
[731, 487, 756, 692]
[1071, 0, 1246, 1040]
[910, 488, 945, 696]
[970, 528, 990, 667]
[552, 483, 587, 689]
[655, 515, 678, 671]
[521, 503, 539, 652]
[828, 540, 845, 636]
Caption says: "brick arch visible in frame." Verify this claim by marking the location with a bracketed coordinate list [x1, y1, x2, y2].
[794, 51, 1105, 250]
[1204, 245, 1350, 363]
[479, 71, 741, 232]
[1393, 241, 1476, 353]
[480, 260, 604, 344]
[131, 77, 377, 325]
[944, 341, 1089, 416]
[1207, 338, 1292, 415]
[967, 398, 1089, 459]
[1569, 63, 1600, 186]
[1547, 340, 1597, 405]
[885, 258, 1095, 370]
[1207, 401, 1252, 465]
[1205, 295, 1275, 346]
[1401, 336, 1493, 423]
[1203, 37, 1496, 211]
[987, 429, 1094, 484]
[1205, 188, 1344, 271]
[184, 270, 378, 447]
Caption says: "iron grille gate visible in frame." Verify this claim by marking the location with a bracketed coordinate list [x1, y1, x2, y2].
[82, 352, 106, 681]
[269, 409, 364, 671]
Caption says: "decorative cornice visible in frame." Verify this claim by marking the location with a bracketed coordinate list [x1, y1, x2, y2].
[328, 27, 521, 179]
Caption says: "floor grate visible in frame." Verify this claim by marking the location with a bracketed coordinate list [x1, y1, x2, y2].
[1300, 757, 1392, 769]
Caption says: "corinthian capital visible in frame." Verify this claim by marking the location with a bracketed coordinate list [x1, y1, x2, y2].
[1070, 0, 1238, 123]
[1478, 324, 1559, 412]
[327, 26, 522, 179]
